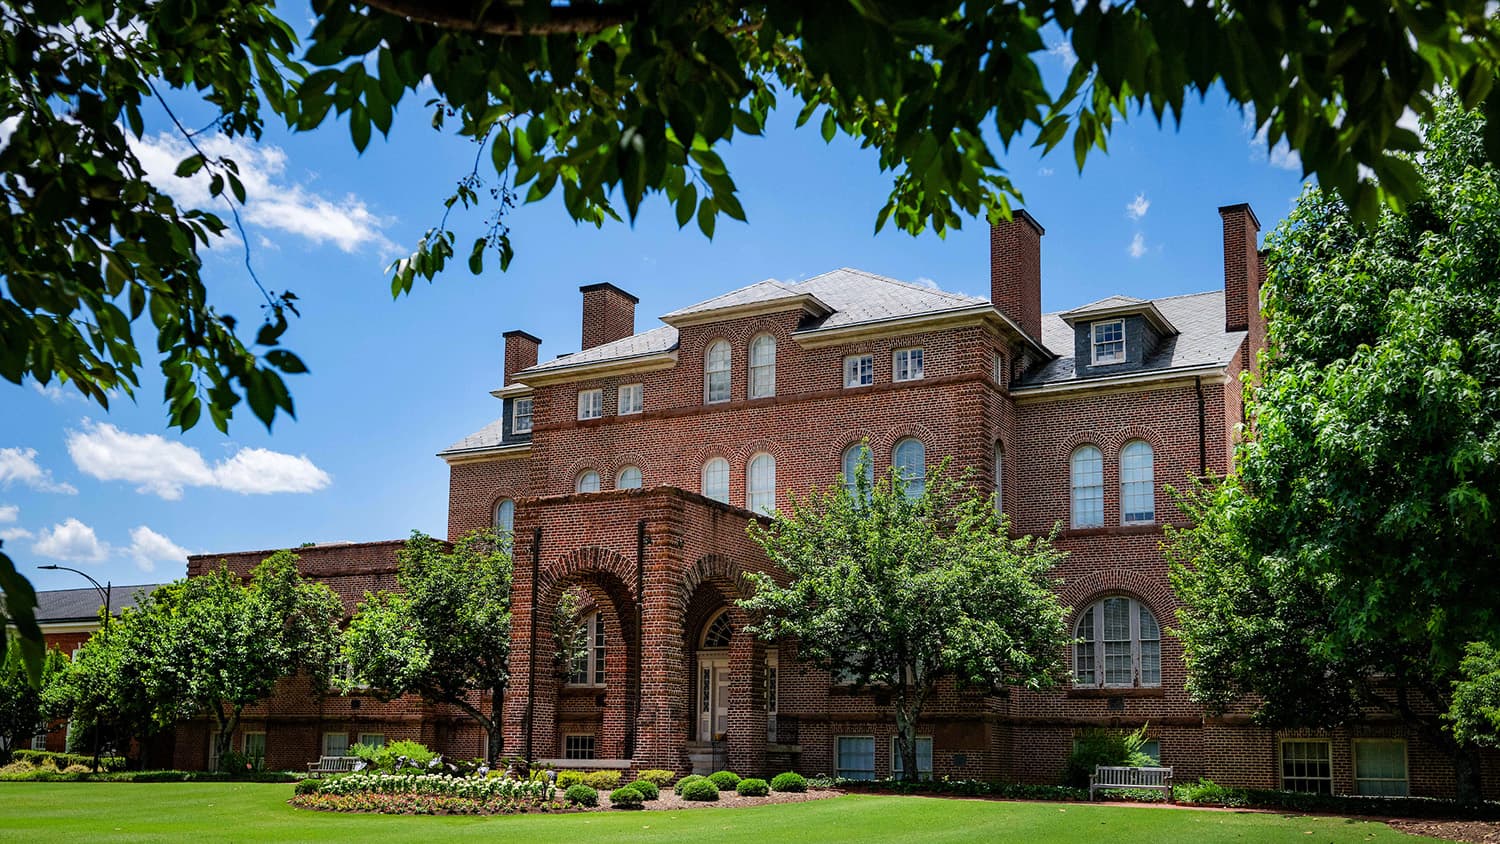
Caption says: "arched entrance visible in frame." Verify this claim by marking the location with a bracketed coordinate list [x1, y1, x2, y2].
[696, 609, 734, 741]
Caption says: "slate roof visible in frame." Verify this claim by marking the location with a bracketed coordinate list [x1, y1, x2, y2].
[1016, 290, 1245, 388]
[1060, 295, 1147, 316]
[440, 417, 512, 456]
[659, 279, 815, 320]
[525, 325, 679, 374]
[33, 584, 165, 623]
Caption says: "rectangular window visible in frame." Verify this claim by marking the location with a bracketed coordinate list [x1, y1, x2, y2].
[357, 733, 385, 749]
[208, 731, 221, 771]
[243, 732, 266, 766]
[576, 389, 602, 420]
[993, 351, 1005, 387]
[1140, 739, 1161, 765]
[322, 732, 349, 758]
[564, 734, 596, 760]
[30, 724, 47, 751]
[893, 347, 924, 382]
[1354, 740, 1409, 796]
[843, 354, 874, 388]
[513, 396, 533, 434]
[1281, 740, 1333, 794]
[1092, 319, 1126, 365]
[617, 384, 643, 415]
[836, 736, 876, 781]
[890, 736, 934, 780]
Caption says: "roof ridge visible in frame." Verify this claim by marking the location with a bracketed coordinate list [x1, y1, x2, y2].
[1045, 288, 1221, 318]
[801, 267, 983, 303]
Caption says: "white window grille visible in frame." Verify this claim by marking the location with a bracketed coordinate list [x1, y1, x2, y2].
[1070, 445, 1104, 528]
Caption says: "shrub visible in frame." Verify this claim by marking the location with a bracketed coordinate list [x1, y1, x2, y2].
[11, 750, 125, 771]
[350, 740, 438, 774]
[564, 784, 598, 807]
[1062, 725, 1155, 788]
[673, 774, 706, 795]
[609, 785, 644, 809]
[637, 769, 676, 787]
[316, 773, 554, 802]
[626, 779, 659, 800]
[62, 764, 92, 774]
[295, 779, 323, 796]
[707, 770, 741, 790]
[555, 770, 586, 788]
[583, 770, 621, 790]
[680, 778, 720, 802]
[736, 777, 769, 797]
[0, 761, 33, 776]
[770, 771, 807, 793]
[806, 774, 835, 789]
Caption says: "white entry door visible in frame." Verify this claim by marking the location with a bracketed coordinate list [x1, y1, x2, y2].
[698, 657, 730, 740]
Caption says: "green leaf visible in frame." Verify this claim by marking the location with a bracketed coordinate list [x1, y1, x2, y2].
[175, 155, 205, 178]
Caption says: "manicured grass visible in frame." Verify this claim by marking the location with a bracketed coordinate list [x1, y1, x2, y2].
[0, 782, 1439, 842]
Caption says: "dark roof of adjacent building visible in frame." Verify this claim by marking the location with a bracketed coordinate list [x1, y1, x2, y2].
[32, 583, 165, 624]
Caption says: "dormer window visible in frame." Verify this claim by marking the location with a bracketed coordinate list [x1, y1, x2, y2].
[513, 396, 533, 433]
[1091, 319, 1126, 365]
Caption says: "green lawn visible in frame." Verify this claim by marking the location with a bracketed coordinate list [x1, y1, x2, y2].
[0, 782, 1443, 843]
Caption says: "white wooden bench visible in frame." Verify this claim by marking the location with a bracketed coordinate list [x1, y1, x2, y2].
[305, 756, 359, 777]
[1089, 765, 1174, 801]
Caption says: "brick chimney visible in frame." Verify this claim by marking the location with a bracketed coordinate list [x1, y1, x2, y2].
[579, 283, 638, 350]
[989, 210, 1044, 341]
[1219, 203, 1261, 335]
[502, 330, 541, 384]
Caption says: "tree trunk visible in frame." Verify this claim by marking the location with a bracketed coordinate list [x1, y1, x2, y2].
[893, 701, 919, 783]
[1454, 743, 1485, 805]
[487, 686, 505, 765]
[213, 704, 241, 772]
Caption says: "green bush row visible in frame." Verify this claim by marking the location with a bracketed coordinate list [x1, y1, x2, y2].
[1174, 779, 1500, 820]
[9, 750, 126, 771]
[556, 769, 622, 790]
[0, 769, 299, 783]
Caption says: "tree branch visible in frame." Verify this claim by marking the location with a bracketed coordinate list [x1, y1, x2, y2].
[359, 0, 639, 35]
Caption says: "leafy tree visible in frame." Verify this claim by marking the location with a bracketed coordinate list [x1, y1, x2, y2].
[1449, 643, 1500, 749]
[1168, 97, 1500, 802]
[2, 0, 1498, 670]
[0, 640, 67, 760]
[739, 457, 1069, 781]
[343, 531, 512, 763]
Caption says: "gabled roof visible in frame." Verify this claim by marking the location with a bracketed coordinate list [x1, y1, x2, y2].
[1016, 290, 1243, 388]
[660, 280, 832, 325]
[525, 325, 680, 375]
[1060, 294, 1178, 336]
[32, 584, 165, 624]
[796, 268, 988, 330]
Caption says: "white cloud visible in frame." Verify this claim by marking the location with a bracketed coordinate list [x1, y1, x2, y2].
[126, 526, 190, 573]
[1245, 114, 1302, 172]
[1048, 41, 1077, 69]
[33, 518, 110, 563]
[131, 132, 397, 255]
[1128, 232, 1147, 258]
[65, 420, 331, 500]
[0, 447, 77, 494]
[1037, 166, 1055, 177]
[0, 527, 32, 543]
[1125, 193, 1150, 220]
[0, 504, 15, 523]
[912, 277, 940, 290]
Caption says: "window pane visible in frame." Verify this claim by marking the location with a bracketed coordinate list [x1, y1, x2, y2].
[706, 341, 731, 403]
[844, 355, 873, 387]
[1093, 320, 1125, 364]
[1071, 446, 1104, 528]
[577, 389, 602, 419]
[702, 458, 730, 503]
[1138, 606, 1161, 686]
[593, 614, 606, 685]
[618, 384, 643, 415]
[513, 397, 533, 433]
[1281, 741, 1333, 794]
[749, 336, 775, 398]
[837, 736, 876, 780]
[577, 471, 600, 493]
[994, 443, 1004, 515]
[747, 454, 776, 515]
[842, 445, 873, 496]
[244, 733, 266, 760]
[1102, 597, 1132, 685]
[894, 348, 924, 381]
[892, 737, 934, 780]
[1121, 441, 1155, 523]
[494, 499, 515, 533]
[1074, 606, 1096, 684]
[1355, 741, 1409, 796]
[358, 733, 385, 748]
[323, 733, 347, 757]
[1140, 739, 1161, 765]
[616, 467, 642, 489]
[894, 439, 925, 500]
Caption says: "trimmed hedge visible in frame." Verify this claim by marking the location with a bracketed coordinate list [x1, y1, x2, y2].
[584, 770, 621, 790]
[564, 784, 598, 807]
[10, 750, 125, 771]
[625, 779, 660, 800]
[736, 777, 769, 797]
[637, 769, 676, 787]
[555, 770, 586, 788]
[609, 785, 645, 809]
[707, 770, 741, 790]
[673, 774, 707, 796]
[770, 771, 807, 793]
[0, 769, 300, 783]
[680, 778, 720, 802]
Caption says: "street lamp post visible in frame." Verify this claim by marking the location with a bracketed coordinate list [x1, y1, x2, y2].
[37, 565, 111, 770]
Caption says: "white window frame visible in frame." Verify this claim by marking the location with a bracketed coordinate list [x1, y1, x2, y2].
[576, 470, 601, 494]
[241, 731, 266, 765]
[563, 734, 596, 760]
[1091, 319, 1126, 365]
[890, 736, 934, 781]
[843, 354, 873, 388]
[1120, 440, 1155, 524]
[1280, 739, 1334, 794]
[765, 653, 780, 743]
[617, 383, 643, 416]
[748, 334, 776, 399]
[1070, 445, 1104, 529]
[568, 612, 606, 686]
[1353, 739, 1409, 797]
[576, 388, 603, 420]
[1073, 596, 1161, 688]
[841, 444, 873, 497]
[30, 724, 47, 751]
[615, 466, 643, 489]
[512, 396, 534, 434]
[208, 730, 221, 771]
[701, 457, 730, 504]
[993, 351, 1005, 386]
[747, 452, 776, 515]
[321, 731, 349, 758]
[357, 733, 385, 749]
[704, 340, 732, 404]
[893, 347, 925, 382]
[494, 498, 515, 534]
[836, 735, 877, 781]
[993, 442, 1004, 515]
[893, 438, 926, 500]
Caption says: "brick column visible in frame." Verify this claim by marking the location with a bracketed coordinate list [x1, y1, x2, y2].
[633, 508, 692, 772]
[726, 625, 768, 775]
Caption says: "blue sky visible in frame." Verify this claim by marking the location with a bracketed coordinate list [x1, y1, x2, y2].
[1, 34, 1308, 592]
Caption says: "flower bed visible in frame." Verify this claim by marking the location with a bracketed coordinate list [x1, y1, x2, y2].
[290, 772, 560, 815]
[291, 792, 569, 815]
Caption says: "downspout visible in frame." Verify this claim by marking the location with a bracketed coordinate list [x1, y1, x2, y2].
[630, 518, 646, 760]
[1195, 376, 1207, 475]
[525, 525, 540, 764]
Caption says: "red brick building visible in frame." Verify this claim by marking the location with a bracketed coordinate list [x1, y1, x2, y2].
[177, 202, 1494, 798]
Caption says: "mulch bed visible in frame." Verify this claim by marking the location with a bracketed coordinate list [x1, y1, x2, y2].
[1387, 819, 1500, 843]
[594, 787, 839, 811]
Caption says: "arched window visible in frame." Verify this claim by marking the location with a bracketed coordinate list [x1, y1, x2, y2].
[704, 340, 731, 404]
[841, 443, 873, 497]
[893, 438, 926, 500]
[576, 470, 601, 494]
[493, 498, 515, 533]
[1073, 597, 1161, 687]
[616, 466, 642, 490]
[747, 453, 776, 515]
[701, 457, 730, 504]
[748, 334, 776, 399]
[701, 610, 733, 648]
[993, 442, 1004, 516]
[568, 612, 606, 685]
[1070, 445, 1104, 528]
[1120, 440, 1155, 524]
